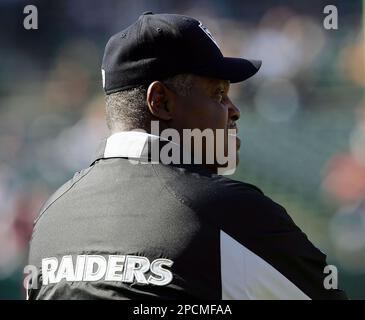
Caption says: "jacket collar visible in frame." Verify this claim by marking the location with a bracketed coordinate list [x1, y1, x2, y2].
[91, 131, 176, 165]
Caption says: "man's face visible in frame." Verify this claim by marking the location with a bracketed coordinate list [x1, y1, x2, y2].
[168, 75, 241, 168]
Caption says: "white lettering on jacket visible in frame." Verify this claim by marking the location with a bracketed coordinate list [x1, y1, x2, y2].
[41, 255, 173, 286]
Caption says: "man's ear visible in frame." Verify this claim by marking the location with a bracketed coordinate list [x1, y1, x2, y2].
[146, 81, 174, 120]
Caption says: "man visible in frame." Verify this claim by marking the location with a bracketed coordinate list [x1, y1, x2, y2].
[28, 12, 347, 299]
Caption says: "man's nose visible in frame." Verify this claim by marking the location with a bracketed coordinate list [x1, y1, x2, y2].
[228, 99, 241, 122]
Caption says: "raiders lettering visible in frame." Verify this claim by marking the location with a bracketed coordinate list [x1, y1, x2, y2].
[41, 255, 174, 286]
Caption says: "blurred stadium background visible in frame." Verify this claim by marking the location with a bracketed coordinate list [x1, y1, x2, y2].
[1, 0, 364, 299]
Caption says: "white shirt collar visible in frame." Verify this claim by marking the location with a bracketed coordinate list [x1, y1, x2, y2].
[104, 131, 178, 159]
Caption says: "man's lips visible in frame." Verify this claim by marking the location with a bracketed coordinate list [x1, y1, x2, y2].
[228, 126, 240, 150]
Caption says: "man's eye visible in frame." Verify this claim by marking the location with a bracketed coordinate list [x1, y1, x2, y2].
[216, 90, 225, 102]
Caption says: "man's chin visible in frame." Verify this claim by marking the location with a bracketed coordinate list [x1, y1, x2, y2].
[225, 134, 240, 166]
[235, 136, 241, 165]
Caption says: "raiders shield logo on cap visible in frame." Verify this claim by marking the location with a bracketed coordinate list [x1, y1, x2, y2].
[198, 21, 220, 49]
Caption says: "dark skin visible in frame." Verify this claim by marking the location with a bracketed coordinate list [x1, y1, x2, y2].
[146, 75, 241, 173]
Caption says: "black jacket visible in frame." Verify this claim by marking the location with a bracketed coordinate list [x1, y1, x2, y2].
[28, 132, 347, 300]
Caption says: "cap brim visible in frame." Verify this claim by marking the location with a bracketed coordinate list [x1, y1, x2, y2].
[194, 57, 261, 83]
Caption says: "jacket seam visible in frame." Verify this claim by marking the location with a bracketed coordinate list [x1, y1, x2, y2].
[151, 164, 197, 211]
[33, 165, 96, 225]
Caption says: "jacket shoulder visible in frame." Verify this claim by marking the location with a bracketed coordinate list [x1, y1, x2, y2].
[152, 164, 288, 222]
[34, 166, 94, 226]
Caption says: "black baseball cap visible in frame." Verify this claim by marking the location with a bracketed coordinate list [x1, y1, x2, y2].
[101, 12, 261, 94]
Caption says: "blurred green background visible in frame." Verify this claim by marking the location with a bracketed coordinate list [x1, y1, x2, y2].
[0, 0, 364, 299]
